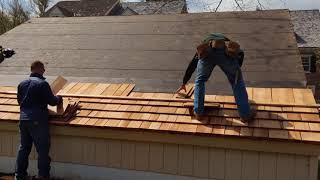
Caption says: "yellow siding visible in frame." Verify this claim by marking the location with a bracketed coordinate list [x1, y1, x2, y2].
[0, 130, 317, 180]
[209, 148, 225, 179]
[276, 154, 295, 180]
[241, 151, 259, 180]
[149, 143, 164, 172]
[193, 146, 209, 178]
[225, 149, 242, 180]
[178, 145, 194, 176]
[163, 144, 179, 174]
[121, 141, 135, 169]
[259, 152, 277, 180]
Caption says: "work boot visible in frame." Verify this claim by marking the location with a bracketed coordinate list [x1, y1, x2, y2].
[37, 176, 50, 180]
[241, 109, 256, 123]
[194, 111, 205, 120]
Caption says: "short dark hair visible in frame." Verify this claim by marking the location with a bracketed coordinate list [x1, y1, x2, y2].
[31, 61, 44, 71]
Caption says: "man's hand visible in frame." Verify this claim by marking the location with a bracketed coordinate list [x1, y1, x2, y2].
[57, 95, 63, 105]
[176, 84, 187, 93]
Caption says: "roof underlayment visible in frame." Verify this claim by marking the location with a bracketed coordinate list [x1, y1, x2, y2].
[0, 10, 305, 94]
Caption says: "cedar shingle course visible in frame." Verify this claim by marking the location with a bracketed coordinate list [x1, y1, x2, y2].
[0, 86, 320, 144]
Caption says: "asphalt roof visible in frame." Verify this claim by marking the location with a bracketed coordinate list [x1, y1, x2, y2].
[45, 0, 119, 17]
[0, 10, 306, 94]
[120, 0, 187, 15]
[290, 9, 320, 48]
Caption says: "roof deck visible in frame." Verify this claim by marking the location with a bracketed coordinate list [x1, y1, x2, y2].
[0, 10, 306, 93]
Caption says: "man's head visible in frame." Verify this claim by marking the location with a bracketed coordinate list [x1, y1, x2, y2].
[31, 61, 45, 75]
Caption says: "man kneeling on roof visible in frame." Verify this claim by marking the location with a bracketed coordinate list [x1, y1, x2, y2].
[15, 61, 63, 180]
[177, 33, 255, 122]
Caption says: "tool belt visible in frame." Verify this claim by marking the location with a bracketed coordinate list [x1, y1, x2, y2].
[196, 43, 210, 59]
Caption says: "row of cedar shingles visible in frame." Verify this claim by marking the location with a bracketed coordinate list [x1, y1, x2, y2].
[59, 83, 135, 96]
[130, 88, 317, 106]
[65, 96, 320, 142]
[1, 92, 319, 119]
[75, 100, 320, 124]
[1, 92, 320, 142]
[1, 94, 320, 123]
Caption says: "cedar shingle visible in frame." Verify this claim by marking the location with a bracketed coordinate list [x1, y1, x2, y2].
[240, 127, 253, 137]
[212, 125, 225, 135]
[258, 120, 281, 129]
[288, 131, 301, 140]
[269, 130, 289, 139]
[196, 125, 213, 134]
[253, 128, 268, 138]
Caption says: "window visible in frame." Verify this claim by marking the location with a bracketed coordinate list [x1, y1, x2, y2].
[301, 55, 313, 73]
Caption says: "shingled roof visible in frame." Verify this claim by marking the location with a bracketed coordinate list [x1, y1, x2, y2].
[118, 0, 187, 15]
[290, 9, 320, 48]
[1, 84, 320, 144]
[45, 1, 80, 17]
[45, 0, 119, 17]
[0, 10, 305, 94]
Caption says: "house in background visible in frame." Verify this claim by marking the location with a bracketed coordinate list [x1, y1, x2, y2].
[290, 9, 320, 102]
[46, 0, 187, 17]
[113, 0, 187, 16]
[45, 0, 119, 17]
[45, 0, 187, 17]
[44, 1, 80, 17]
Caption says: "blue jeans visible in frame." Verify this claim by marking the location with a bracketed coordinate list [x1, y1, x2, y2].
[194, 58, 251, 118]
[15, 120, 51, 179]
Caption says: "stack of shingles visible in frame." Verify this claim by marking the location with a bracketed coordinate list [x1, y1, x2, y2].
[1, 85, 320, 143]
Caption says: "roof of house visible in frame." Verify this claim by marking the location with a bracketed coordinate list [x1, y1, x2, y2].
[45, 0, 119, 17]
[1, 84, 320, 144]
[117, 7, 139, 16]
[45, 1, 81, 17]
[119, 0, 187, 15]
[0, 10, 305, 94]
[77, 0, 119, 17]
[290, 9, 320, 48]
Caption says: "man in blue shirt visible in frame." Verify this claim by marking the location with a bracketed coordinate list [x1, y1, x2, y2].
[15, 61, 63, 180]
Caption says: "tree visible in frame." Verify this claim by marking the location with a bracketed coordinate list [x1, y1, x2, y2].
[0, 0, 11, 35]
[29, 0, 51, 17]
[8, 0, 30, 27]
[0, 0, 30, 35]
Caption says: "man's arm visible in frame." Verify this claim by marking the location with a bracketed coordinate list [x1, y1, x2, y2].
[17, 84, 22, 105]
[42, 82, 63, 106]
[183, 53, 199, 84]
[237, 50, 244, 67]
[177, 53, 199, 93]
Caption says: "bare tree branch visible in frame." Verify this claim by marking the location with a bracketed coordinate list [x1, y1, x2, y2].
[233, 0, 244, 11]
[214, 0, 223, 12]
[8, 0, 30, 27]
[0, 0, 13, 35]
[257, 0, 265, 10]
[29, 0, 51, 17]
